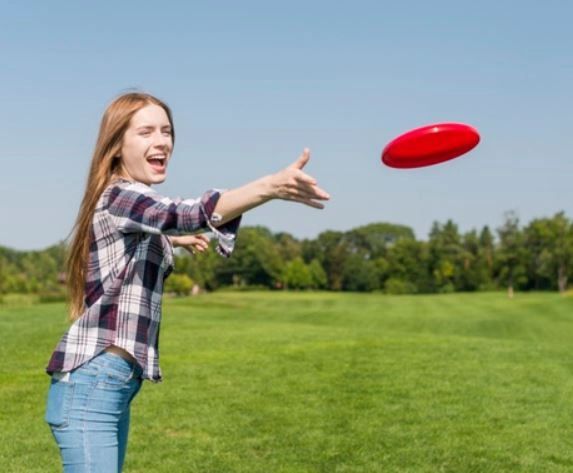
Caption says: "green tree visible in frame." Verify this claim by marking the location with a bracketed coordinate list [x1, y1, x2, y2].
[458, 229, 493, 291]
[479, 226, 496, 287]
[308, 259, 328, 289]
[342, 253, 379, 292]
[282, 257, 312, 290]
[274, 232, 302, 262]
[0, 257, 4, 295]
[386, 239, 431, 293]
[221, 226, 284, 288]
[177, 248, 222, 291]
[496, 211, 528, 298]
[304, 231, 349, 290]
[428, 220, 464, 292]
[524, 217, 554, 290]
[345, 223, 415, 259]
[525, 212, 573, 292]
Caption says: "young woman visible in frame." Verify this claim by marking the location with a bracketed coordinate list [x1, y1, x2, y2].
[44, 92, 330, 472]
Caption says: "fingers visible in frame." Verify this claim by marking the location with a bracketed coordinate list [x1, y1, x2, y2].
[287, 179, 330, 200]
[283, 186, 329, 209]
[194, 234, 210, 243]
[278, 148, 330, 208]
[287, 186, 329, 202]
[290, 150, 330, 196]
[193, 239, 210, 252]
[297, 182, 330, 200]
[180, 234, 211, 255]
[286, 196, 326, 209]
[290, 148, 311, 170]
[294, 170, 317, 187]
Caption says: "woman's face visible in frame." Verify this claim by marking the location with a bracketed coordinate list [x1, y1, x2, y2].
[118, 104, 173, 186]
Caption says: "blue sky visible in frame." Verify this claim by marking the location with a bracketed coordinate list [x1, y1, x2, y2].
[2, 1, 572, 250]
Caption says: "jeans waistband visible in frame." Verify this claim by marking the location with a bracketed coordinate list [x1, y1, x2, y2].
[100, 350, 137, 368]
[52, 351, 143, 382]
[97, 351, 143, 377]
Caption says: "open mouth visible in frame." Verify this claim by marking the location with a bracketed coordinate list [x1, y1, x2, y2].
[147, 154, 167, 173]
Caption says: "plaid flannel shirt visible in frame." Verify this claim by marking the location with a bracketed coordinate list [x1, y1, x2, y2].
[46, 177, 241, 382]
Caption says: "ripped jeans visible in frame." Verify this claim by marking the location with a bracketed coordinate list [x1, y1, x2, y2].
[45, 351, 144, 472]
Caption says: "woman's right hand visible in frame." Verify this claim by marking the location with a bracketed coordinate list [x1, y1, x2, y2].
[210, 148, 330, 226]
[268, 148, 330, 209]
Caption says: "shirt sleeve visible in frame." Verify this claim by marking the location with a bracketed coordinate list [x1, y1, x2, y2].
[106, 181, 241, 257]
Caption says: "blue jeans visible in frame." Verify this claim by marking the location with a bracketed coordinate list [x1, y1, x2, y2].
[45, 351, 144, 472]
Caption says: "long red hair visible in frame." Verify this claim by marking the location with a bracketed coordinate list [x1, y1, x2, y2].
[66, 92, 175, 321]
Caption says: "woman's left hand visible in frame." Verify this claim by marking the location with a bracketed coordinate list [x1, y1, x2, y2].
[169, 234, 211, 255]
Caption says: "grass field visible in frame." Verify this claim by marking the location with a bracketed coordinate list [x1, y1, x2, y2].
[2, 291, 573, 472]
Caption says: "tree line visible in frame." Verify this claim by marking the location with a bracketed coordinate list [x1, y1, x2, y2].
[1, 211, 571, 299]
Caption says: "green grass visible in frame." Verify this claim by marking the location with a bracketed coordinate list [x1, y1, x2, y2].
[2, 292, 573, 472]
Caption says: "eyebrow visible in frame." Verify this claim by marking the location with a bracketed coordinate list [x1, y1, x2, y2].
[136, 125, 172, 131]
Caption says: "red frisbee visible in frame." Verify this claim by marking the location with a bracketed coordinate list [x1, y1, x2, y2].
[381, 122, 480, 169]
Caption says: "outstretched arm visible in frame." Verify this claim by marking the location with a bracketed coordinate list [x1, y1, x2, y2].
[212, 148, 330, 226]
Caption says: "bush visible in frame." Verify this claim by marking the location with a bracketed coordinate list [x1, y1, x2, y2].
[218, 284, 271, 292]
[164, 273, 194, 296]
[384, 278, 417, 295]
[478, 282, 498, 292]
[0, 293, 39, 305]
[38, 291, 68, 303]
[438, 282, 455, 294]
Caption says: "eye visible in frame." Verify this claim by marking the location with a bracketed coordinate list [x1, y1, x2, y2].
[139, 131, 151, 137]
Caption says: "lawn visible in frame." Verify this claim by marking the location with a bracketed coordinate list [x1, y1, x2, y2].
[1, 291, 573, 472]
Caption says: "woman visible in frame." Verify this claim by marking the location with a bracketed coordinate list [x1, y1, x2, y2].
[44, 92, 329, 472]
